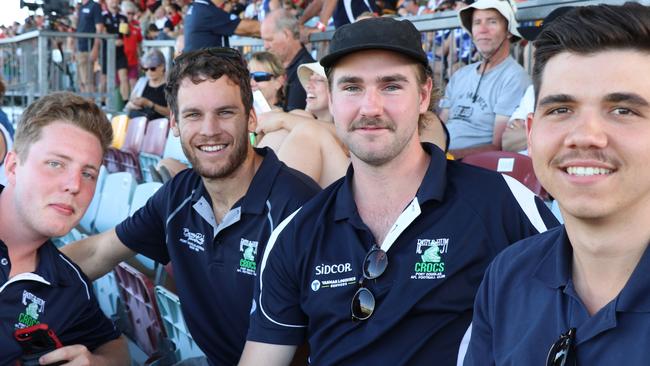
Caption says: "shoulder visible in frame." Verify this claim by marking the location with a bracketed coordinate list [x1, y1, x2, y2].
[52, 248, 94, 300]
[488, 226, 563, 280]
[273, 162, 321, 196]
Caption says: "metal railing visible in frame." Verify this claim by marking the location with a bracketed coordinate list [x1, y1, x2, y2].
[1, 0, 647, 117]
[0, 30, 119, 110]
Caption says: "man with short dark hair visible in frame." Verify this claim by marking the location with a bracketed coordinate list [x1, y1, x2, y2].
[464, 3, 650, 365]
[0, 92, 128, 365]
[261, 9, 315, 111]
[239, 17, 557, 366]
[439, 0, 529, 158]
[62, 48, 320, 365]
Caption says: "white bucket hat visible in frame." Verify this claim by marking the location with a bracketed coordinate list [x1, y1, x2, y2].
[458, 0, 522, 42]
[298, 62, 326, 90]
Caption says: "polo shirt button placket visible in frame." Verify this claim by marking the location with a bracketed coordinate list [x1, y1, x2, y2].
[1, 258, 7, 266]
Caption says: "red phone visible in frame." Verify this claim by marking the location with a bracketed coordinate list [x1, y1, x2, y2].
[14, 324, 63, 366]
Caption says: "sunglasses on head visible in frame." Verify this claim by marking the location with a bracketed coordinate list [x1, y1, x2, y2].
[351, 245, 388, 321]
[250, 71, 274, 82]
[546, 328, 576, 366]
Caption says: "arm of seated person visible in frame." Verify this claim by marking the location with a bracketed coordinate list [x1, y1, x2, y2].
[61, 228, 136, 280]
[39, 335, 130, 366]
[235, 19, 261, 37]
[238, 341, 297, 366]
[501, 119, 528, 152]
[449, 114, 508, 159]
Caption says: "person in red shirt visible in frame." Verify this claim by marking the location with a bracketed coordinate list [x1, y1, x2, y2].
[121, 1, 144, 90]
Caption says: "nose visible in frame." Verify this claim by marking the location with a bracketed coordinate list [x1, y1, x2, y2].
[359, 88, 383, 119]
[250, 77, 258, 90]
[63, 169, 82, 194]
[564, 110, 608, 149]
[199, 114, 222, 136]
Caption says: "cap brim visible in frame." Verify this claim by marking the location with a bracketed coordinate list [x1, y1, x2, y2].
[320, 43, 427, 69]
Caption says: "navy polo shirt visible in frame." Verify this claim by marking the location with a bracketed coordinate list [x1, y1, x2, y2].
[115, 148, 320, 365]
[248, 143, 559, 365]
[465, 226, 650, 365]
[184, 0, 241, 52]
[333, 0, 378, 28]
[76, 0, 103, 52]
[284, 46, 314, 112]
[0, 194, 121, 364]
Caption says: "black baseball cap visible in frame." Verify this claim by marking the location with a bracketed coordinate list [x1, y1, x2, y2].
[517, 6, 574, 41]
[320, 17, 429, 72]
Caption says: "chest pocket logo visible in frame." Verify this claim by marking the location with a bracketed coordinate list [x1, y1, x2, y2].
[16, 290, 45, 329]
[238, 238, 258, 276]
[411, 238, 449, 280]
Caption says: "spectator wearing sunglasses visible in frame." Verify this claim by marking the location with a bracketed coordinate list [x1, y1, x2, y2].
[464, 4, 650, 365]
[248, 51, 287, 110]
[125, 48, 170, 120]
[62, 48, 320, 366]
[240, 17, 557, 366]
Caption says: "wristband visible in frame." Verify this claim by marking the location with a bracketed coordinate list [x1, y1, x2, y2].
[316, 21, 327, 32]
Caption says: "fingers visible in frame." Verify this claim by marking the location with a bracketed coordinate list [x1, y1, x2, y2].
[40, 344, 92, 365]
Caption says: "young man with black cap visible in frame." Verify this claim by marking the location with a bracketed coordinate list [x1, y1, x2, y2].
[465, 3, 650, 364]
[439, 0, 530, 158]
[239, 17, 558, 366]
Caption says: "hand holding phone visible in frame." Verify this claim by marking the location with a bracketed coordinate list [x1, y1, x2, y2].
[14, 324, 64, 366]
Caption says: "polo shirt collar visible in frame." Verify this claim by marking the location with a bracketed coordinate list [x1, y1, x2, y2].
[533, 227, 650, 312]
[334, 143, 448, 223]
[616, 242, 650, 312]
[190, 147, 282, 216]
[287, 46, 310, 71]
[0, 239, 69, 290]
[533, 227, 572, 289]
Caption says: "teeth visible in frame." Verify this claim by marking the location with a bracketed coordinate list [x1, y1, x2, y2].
[566, 166, 612, 176]
[200, 145, 225, 152]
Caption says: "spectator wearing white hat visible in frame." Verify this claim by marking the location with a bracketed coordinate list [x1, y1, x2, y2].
[439, 0, 530, 159]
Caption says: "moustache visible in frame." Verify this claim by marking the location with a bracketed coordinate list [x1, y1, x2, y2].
[550, 150, 621, 168]
[348, 117, 395, 132]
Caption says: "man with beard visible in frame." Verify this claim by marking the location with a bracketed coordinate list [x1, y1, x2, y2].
[239, 17, 558, 366]
[62, 48, 320, 365]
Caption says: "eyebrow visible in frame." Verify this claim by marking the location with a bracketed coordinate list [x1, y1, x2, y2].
[336, 74, 409, 86]
[180, 105, 239, 114]
[604, 92, 649, 107]
[537, 94, 577, 108]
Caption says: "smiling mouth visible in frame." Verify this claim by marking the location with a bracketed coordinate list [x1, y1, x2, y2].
[199, 144, 226, 152]
[564, 166, 613, 176]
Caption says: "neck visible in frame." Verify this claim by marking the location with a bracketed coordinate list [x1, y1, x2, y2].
[313, 109, 332, 122]
[0, 187, 43, 276]
[283, 43, 301, 68]
[479, 41, 510, 73]
[566, 207, 650, 315]
[352, 138, 429, 243]
[201, 147, 262, 223]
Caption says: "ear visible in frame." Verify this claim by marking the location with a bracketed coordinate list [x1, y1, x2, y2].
[4, 151, 19, 186]
[526, 112, 534, 153]
[418, 76, 433, 114]
[248, 108, 258, 133]
[170, 112, 180, 137]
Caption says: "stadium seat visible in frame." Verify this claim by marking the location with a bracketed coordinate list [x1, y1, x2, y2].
[155, 285, 206, 361]
[162, 132, 190, 166]
[139, 118, 170, 182]
[93, 271, 123, 323]
[78, 165, 108, 233]
[94, 172, 137, 233]
[462, 151, 550, 200]
[129, 182, 164, 272]
[114, 262, 166, 357]
[121, 116, 148, 154]
[103, 148, 143, 182]
[110, 115, 130, 149]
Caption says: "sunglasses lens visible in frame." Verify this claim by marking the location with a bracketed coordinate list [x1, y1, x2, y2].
[546, 330, 576, 366]
[351, 287, 375, 320]
[363, 248, 388, 279]
[251, 72, 273, 82]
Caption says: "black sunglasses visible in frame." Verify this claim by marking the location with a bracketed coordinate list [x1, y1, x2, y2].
[143, 66, 160, 71]
[546, 328, 576, 366]
[351, 246, 388, 321]
[250, 71, 274, 82]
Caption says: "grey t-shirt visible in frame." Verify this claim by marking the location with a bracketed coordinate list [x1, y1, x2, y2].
[440, 57, 530, 150]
